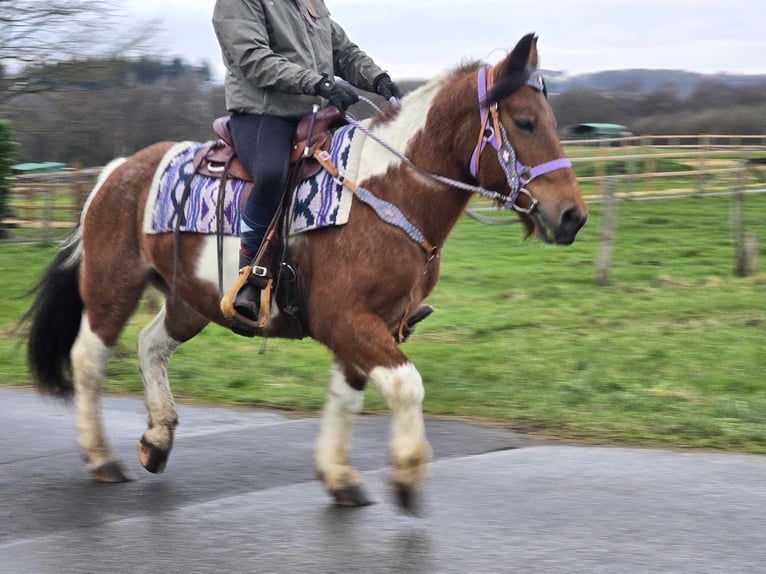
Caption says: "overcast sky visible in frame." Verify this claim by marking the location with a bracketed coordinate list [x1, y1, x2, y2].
[126, 0, 765, 80]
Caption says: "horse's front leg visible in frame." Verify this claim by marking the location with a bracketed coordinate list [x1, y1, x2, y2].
[315, 361, 370, 506]
[317, 316, 432, 512]
[369, 361, 432, 512]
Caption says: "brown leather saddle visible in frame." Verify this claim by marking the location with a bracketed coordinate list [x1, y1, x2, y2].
[188, 107, 347, 338]
[194, 106, 347, 185]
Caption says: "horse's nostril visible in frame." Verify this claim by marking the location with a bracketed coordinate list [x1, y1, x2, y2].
[561, 207, 586, 232]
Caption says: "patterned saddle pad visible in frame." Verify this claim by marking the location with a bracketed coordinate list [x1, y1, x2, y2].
[143, 124, 363, 237]
[144, 141, 245, 236]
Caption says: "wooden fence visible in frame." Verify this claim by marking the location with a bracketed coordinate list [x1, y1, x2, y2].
[562, 134, 766, 200]
[3, 135, 766, 240]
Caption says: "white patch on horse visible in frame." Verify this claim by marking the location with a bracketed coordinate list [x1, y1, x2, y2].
[196, 235, 241, 291]
[356, 76, 447, 185]
[80, 157, 127, 223]
[369, 362, 431, 486]
[138, 305, 180, 451]
[315, 363, 365, 490]
[71, 313, 114, 468]
[65, 158, 127, 268]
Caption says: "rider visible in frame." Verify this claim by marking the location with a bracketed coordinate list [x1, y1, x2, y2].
[212, 0, 403, 319]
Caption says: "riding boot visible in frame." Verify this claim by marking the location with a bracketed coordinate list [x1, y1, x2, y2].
[232, 195, 277, 321]
[233, 251, 261, 321]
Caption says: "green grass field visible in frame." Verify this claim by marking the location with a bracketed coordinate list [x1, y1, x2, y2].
[1, 194, 764, 452]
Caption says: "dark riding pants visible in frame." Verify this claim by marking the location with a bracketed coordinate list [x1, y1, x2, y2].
[228, 113, 298, 259]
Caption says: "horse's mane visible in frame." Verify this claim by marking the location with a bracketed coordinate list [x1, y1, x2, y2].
[368, 61, 483, 128]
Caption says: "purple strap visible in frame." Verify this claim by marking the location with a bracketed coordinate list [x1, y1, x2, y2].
[470, 67, 497, 179]
[519, 158, 573, 184]
[469, 65, 571, 195]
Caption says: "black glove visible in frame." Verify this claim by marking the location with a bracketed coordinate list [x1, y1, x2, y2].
[314, 77, 359, 113]
[373, 73, 403, 101]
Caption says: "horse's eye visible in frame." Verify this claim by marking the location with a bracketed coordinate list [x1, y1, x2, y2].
[514, 118, 535, 132]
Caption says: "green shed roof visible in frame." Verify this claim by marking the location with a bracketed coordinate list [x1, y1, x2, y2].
[11, 162, 69, 173]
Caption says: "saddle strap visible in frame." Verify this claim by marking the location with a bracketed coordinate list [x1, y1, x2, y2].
[312, 150, 439, 260]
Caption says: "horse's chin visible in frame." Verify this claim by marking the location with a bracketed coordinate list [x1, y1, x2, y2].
[519, 212, 555, 244]
[525, 210, 582, 245]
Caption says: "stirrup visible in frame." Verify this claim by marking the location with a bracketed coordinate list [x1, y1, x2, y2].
[221, 264, 252, 319]
[233, 284, 260, 321]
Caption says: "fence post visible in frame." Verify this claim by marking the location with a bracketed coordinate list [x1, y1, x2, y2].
[642, 136, 654, 194]
[72, 162, 87, 215]
[732, 161, 757, 277]
[696, 134, 709, 196]
[41, 184, 54, 247]
[595, 178, 617, 286]
[597, 138, 607, 195]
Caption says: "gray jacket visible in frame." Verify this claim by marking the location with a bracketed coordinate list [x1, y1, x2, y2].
[213, 0, 385, 119]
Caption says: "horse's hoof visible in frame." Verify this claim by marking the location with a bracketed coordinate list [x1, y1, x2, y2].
[138, 437, 169, 474]
[393, 482, 421, 516]
[92, 460, 136, 483]
[331, 485, 373, 507]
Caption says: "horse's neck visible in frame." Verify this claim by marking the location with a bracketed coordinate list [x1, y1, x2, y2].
[355, 79, 444, 183]
[356, 76, 475, 245]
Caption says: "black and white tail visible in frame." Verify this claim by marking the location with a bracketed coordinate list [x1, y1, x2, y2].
[24, 228, 84, 397]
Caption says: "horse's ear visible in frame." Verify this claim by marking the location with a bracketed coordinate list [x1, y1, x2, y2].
[485, 33, 541, 105]
[498, 33, 538, 76]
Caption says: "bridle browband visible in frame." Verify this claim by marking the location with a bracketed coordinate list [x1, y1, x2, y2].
[470, 65, 572, 214]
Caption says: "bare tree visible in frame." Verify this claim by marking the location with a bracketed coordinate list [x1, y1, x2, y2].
[0, 0, 159, 103]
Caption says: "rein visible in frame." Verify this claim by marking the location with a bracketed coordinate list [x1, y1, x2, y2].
[343, 103, 514, 207]
[309, 65, 573, 259]
[346, 65, 571, 215]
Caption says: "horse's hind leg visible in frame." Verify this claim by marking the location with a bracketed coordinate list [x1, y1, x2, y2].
[71, 313, 139, 482]
[137, 297, 208, 473]
[315, 361, 370, 506]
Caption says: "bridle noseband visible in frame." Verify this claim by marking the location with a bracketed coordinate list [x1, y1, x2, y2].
[470, 65, 572, 214]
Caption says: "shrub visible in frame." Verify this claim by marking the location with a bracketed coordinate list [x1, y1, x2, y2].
[0, 120, 17, 224]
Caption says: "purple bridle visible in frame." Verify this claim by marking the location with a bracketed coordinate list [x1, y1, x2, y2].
[470, 66, 572, 214]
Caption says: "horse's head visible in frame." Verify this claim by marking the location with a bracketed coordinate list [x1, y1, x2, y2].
[474, 34, 587, 245]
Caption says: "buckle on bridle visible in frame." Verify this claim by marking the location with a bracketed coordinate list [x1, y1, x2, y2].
[518, 165, 533, 183]
[509, 188, 538, 215]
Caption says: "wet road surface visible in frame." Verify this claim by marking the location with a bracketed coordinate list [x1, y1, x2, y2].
[2, 387, 765, 573]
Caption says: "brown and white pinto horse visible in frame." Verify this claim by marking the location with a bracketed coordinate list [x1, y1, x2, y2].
[25, 35, 586, 510]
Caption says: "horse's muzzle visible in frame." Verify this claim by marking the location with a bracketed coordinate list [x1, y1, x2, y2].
[533, 203, 587, 245]
[555, 205, 587, 245]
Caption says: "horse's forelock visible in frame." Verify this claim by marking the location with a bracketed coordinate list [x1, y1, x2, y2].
[484, 68, 534, 106]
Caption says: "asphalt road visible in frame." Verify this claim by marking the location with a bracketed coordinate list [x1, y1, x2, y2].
[2, 386, 766, 574]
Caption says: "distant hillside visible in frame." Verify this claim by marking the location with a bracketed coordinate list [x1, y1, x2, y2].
[397, 69, 766, 98]
[552, 69, 766, 96]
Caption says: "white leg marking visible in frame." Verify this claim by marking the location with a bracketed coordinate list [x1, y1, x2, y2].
[138, 305, 180, 451]
[71, 314, 113, 467]
[369, 363, 431, 486]
[315, 363, 365, 491]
